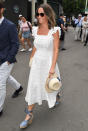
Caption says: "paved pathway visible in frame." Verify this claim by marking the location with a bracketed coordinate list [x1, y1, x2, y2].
[0, 27, 88, 131]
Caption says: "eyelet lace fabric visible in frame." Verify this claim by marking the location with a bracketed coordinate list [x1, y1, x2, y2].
[25, 26, 61, 108]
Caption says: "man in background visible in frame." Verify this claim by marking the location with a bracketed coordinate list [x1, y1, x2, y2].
[18, 14, 23, 42]
[0, 2, 23, 116]
[74, 14, 82, 40]
[57, 14, 66, 51]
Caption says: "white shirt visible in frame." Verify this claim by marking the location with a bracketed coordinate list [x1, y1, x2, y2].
[21, 21, 31, 32]
[75, 19, 82, 27]
[0, 16, 4, 24]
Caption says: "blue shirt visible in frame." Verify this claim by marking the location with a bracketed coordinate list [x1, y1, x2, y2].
[57, 18, 64, 28]
[75, 19, 82, 27]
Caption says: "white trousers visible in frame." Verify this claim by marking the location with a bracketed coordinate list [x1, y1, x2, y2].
[7, 75, 20, 90]
[81, 28, 87, 42]
[0, 62, 20, 112]
[75, 27, 81, 40]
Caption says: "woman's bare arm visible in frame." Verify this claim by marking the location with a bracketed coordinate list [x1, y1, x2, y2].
[30, 46, 36, 59]
[49, 30, 59, 75]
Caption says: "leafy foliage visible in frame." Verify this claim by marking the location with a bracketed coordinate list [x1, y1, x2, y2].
[63, 0, 86, 17]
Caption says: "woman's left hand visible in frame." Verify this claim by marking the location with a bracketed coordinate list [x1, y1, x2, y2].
[49, 67, 55, 78]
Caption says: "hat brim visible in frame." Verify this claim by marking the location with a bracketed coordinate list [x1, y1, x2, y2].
[45, 77, 53, 93]
[45, 73, 62, 93]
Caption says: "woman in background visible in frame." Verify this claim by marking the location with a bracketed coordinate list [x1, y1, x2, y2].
[20, 17, 32, 52]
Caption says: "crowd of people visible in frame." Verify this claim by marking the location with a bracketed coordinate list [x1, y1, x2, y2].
[72, 14, 88, 46]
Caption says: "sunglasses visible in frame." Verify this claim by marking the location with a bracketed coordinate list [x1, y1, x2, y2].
[36, 13, 45, 17]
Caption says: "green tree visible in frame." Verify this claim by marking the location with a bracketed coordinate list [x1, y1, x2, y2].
[63, 0, 86, 17]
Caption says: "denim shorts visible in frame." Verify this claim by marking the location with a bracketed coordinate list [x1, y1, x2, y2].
[22, 30, 30, 39]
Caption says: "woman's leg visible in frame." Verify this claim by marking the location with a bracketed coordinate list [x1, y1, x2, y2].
[18, 31, 22, 43]
[20, 104, 35, 128]
[20, 37, 26, 49]
[25, 104, 35, 121]
[27, 38, 32, 49]
[81, 29, 85, 42]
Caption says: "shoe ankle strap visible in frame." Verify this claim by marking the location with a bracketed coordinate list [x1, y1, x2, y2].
[25, 108, 33, 115]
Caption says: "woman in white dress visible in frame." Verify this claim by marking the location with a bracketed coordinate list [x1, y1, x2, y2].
[20, 4, 61, 129]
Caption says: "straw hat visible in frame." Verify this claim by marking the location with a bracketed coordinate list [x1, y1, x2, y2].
[45, 73, 62, 93]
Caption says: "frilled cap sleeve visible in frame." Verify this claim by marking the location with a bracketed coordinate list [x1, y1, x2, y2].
[50, 27, 61, 38]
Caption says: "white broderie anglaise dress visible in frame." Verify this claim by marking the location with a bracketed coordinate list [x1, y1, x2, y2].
[25, 26, 61, 108]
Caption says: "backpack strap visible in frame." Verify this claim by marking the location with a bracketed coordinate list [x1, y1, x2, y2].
[27, 21, 32, 32]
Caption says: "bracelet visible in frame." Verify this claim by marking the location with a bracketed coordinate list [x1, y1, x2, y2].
[49, 72, 55, 74]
